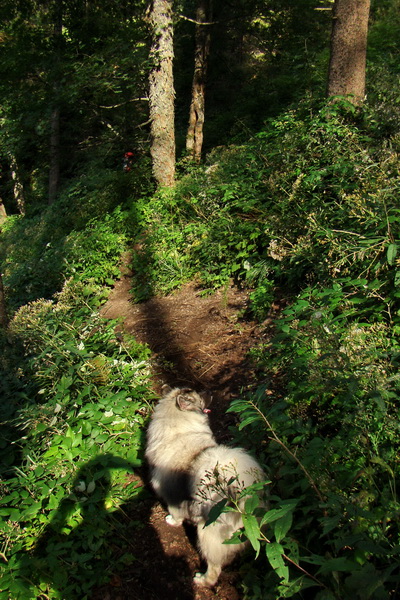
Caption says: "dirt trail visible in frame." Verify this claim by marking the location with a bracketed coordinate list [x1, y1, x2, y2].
[97, 265, 274, 600]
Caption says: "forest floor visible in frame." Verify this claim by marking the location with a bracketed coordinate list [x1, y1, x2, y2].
[95, 259, 279, 600]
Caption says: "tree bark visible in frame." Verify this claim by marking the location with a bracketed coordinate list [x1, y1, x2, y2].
[0, 271, 9, 330]
[327, 0, 371, 105]
[0, 201, 7, 226]
[48, 0, 63, 204]
[49, 105, 61, 204]
[186, 0, 212, 162]
[148, 0, 176, 187]
[10, 156, 25, 215]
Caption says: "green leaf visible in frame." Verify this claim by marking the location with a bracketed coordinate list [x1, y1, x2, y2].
[320, 513, 341, 536]
[21, 501, 42, 519]
[387, 243, 397, 266]
[81, 421, 92, 435]
[261, 500, 298, 526]
[226, 400, 251, 414]
[277, 576, 317, 597]
[284, 539, 299, 564]
[370, 455, 394, 478]
[273, 511, 293, 543]
[244, 494, 260, 514]
[43, 446, 59, 458]
[266, 542, 289, 581]
[204, 499, 228, 526]
[238, 481, 269, 498]
[58, 375, 74, 392]
[48, 493, 63, 510]
[317, 556, 358, 574]
[242, 513, 261, 556]
[238, 414, 260, 430]
[223, 529, 246, 545]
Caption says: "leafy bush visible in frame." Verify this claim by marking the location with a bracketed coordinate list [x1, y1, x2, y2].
[2, 88, 400, 600]
[0, 280, 153, 599]
[1, 204, 130, 309]
[126, 98, 400, 313]
[120, 97, 400, 598]
[225, 278, 400, 599]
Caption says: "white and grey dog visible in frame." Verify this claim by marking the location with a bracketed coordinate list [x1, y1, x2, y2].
[145, 385, 265, 587]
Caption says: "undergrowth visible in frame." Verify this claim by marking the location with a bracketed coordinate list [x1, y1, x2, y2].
[1, 94, 400, 599]
[127, 96, 400, 598]
[0, 280, 154, 599]
[228, 285, 400, 599]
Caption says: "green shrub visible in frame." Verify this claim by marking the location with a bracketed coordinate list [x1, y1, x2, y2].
[125, 98, 400, 313]
[1, 205, 130, 309]
[0, 280, 153, 599]
[228, 278, 400, 599]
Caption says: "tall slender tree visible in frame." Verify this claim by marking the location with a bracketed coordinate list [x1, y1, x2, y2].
[0, 201, 7, 225]
[0, 271, 8, 330]
[147, 0, 175, 187]
[10, 156, 25, 215]
[186, 0, 212, 162]
[48, 0, 63, 204]
[327, 0, 371, 105]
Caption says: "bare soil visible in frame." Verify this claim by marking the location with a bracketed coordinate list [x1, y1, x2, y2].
[96, 261, 277, 600]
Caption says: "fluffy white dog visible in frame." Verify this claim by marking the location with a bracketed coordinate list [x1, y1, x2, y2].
[145, 386, 265, 587]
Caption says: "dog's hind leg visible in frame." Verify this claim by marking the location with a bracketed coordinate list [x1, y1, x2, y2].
[193, 522, 228, 587]
[193, 562, 221, 587]
[194, 516, 247, 587]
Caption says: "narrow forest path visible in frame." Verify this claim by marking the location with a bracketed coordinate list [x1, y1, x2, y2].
[95, 262, 277, 600]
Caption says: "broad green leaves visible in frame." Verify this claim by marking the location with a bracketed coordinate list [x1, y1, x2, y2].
[266, 542, 289, 582]
[387, 242, 397, 266]
[242, 513, 261, 555]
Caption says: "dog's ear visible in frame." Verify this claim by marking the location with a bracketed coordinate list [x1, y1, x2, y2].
[176, 393, 195, 411]
[161, 384, 173, 396]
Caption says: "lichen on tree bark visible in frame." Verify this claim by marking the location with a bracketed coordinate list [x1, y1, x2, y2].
[327, 0, 371, 105]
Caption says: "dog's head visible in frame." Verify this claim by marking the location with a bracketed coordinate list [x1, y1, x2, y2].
[161, 385, 212, 414]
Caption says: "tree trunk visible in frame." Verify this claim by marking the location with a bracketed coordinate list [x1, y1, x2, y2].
[49, 105, 61, 204]
[0, 271, 9, 330]
[48, 0, 63, 204]
[148, 0, 175, 187]
[0, 201, 7, 226]
[327, 0, 371, 105]
[10, 156, 25, 215]
[186, 0, 212, 162]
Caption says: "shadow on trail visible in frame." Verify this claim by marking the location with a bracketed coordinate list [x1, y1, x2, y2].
[134, 294, 205, 390]
[18, 454, 195, 600]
